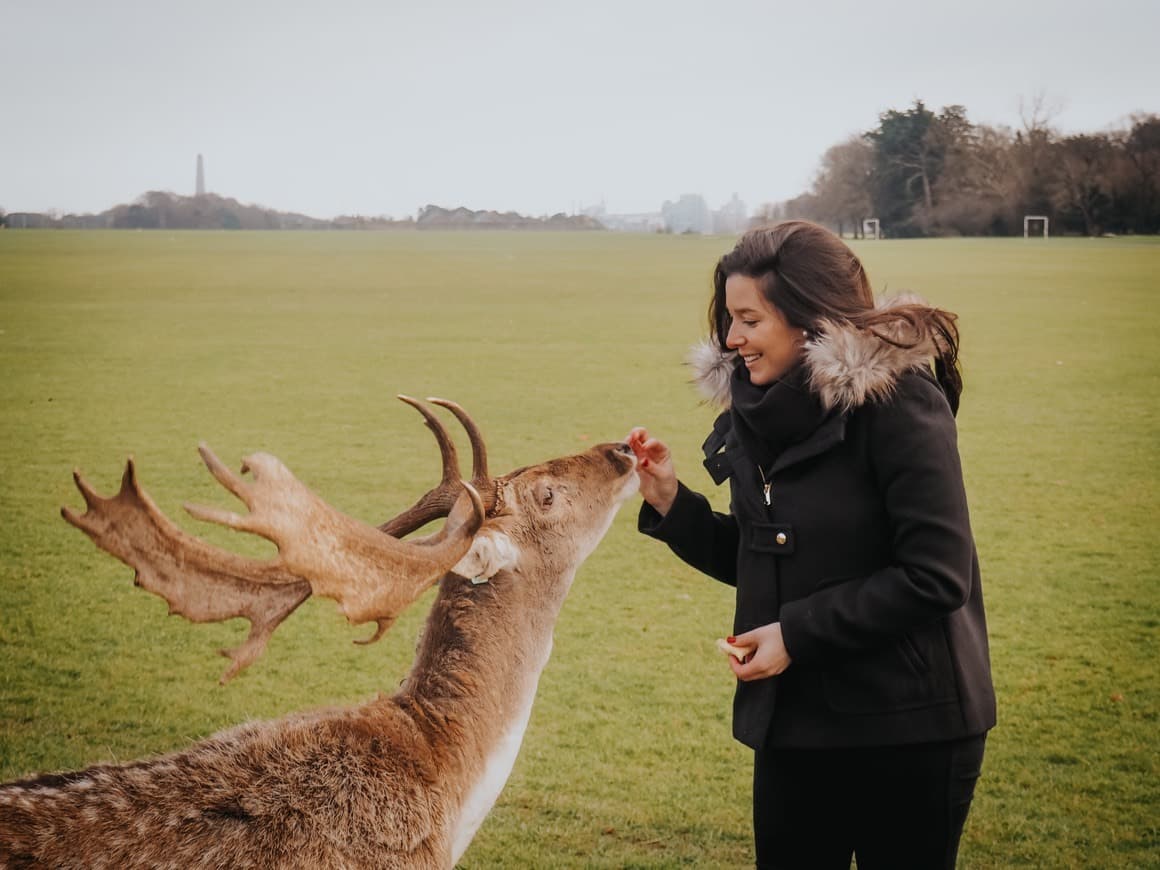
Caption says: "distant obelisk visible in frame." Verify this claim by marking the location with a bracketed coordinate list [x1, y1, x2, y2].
[196, 154, 206, 197]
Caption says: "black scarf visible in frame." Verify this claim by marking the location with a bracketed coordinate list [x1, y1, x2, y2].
[729, 361, 830, 471]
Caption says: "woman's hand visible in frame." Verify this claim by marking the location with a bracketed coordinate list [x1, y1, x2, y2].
[729, 623, 792, 681]
[627, 427, 678, 516]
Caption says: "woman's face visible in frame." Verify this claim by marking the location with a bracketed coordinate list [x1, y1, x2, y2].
[724, 273, 805, 385]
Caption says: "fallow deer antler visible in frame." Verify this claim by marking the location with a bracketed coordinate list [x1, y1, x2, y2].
[63, 460, 313, 684]
[63, 399, 486, 683]
[379, 396, 500, 537]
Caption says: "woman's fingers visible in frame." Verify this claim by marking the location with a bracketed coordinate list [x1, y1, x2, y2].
[627, 427, 671, 465]
[729, 624, 792, 681]
[627, 429, 651, 464]
[641, 440, 670, 464]
[628, 427, 678, 513]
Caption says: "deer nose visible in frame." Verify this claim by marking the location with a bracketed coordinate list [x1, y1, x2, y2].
[603, 441, 635, 470]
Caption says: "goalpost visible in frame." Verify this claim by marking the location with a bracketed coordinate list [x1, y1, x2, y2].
[862, 218, 880, 240]
[1024, 215, 1049, 238]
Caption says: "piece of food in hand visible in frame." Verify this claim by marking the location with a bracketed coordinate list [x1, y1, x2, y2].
[716, 637, 754, 661]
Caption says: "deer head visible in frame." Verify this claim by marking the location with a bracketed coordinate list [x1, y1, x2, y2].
[454, 447, 639, 590]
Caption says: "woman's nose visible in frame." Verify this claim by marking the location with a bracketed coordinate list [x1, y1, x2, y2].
[726, 324, 743, 348]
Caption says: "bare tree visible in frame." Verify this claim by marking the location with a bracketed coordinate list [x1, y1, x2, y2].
[925, 123, 1018, 235]
[813, 136, 874, 237]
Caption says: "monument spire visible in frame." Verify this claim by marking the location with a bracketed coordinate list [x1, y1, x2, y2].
[196, 154, 206, 197]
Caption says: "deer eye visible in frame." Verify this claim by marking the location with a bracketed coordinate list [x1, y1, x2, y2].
[537, 482, 554, 509]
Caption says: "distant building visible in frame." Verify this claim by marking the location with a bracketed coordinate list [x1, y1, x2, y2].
[573, 201, 660, 232]
[598, 213, 666, 232]
[580, 195, 746, 234]
[662, 194, 712, 234]
[3, 212, 53, 229]
[712, 193, 748, 235]
[611, 213, 666, 232]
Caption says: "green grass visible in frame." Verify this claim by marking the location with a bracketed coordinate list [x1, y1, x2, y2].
[1, 230, 1156, 868]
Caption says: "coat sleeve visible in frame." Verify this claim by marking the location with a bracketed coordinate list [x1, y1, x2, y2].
[638, 481, 740, 586]
[779, 373, 976, 663]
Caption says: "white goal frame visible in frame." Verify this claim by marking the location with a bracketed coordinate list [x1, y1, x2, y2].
[862, 218, 880, 240]
[1024, 215, 1049, 238]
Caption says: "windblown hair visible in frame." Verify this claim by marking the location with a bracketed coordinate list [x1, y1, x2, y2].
[709, 220, 963, 413]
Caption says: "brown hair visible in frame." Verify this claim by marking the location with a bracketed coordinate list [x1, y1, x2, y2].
[709, 220, 963, 412]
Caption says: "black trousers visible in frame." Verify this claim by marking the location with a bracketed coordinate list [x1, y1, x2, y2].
[752, 734, 986, 870]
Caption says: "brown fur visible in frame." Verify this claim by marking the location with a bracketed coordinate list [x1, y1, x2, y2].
[0, 442, 638, 869]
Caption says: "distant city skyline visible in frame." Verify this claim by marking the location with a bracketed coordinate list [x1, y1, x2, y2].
[3, 1, 1157, 220]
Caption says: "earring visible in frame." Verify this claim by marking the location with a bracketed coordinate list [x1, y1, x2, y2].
[801, 330, 809, 339]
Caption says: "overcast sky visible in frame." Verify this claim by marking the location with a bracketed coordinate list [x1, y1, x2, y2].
[3, 0, 1157, 220]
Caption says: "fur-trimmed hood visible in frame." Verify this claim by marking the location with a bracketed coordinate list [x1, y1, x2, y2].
[689, 294, 942, 413]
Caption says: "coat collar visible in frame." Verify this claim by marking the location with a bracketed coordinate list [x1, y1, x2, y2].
[688, 294, 938, 414]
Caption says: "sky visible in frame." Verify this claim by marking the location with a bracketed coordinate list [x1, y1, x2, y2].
[3, 0, 1158, 220]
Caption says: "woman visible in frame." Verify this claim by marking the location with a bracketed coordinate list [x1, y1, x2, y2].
[629, 221, 995, 869]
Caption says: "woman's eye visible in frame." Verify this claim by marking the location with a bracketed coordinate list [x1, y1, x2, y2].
[742, 320, 758, 327]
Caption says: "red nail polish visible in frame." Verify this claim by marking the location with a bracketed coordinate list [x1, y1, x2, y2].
[641, 459, 650, 468]
[726, 636, 736, 643]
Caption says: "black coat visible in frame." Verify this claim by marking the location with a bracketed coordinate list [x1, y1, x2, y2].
[640, 351, 996, 750]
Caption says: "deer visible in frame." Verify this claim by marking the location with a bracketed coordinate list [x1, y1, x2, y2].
[0, 397, 640, 869]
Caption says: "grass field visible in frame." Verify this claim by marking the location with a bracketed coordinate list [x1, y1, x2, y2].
[0, 229, 1156, 868]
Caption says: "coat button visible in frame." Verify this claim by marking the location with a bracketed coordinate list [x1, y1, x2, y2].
[775, 532, 788, 545]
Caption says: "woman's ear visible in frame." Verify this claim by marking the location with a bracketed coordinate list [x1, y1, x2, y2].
[451, 530, 519, 581]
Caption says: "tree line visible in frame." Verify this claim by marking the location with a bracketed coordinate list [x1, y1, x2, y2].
[0, 194, 602, 232]
[760, 100, 1160, 238]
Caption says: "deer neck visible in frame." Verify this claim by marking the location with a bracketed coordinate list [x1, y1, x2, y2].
[398, 562, 567, 733]
[393, 562, 570, 859]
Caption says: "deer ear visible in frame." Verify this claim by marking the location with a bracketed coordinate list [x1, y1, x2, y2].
[451, 530, 519, 581]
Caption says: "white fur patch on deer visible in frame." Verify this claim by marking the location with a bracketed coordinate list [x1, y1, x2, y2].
[448, 640, 547, 865]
